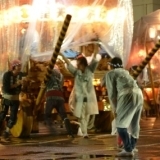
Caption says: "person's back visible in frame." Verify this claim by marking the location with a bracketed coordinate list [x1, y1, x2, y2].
[46, 69, 64, 100]
[45, 66, 74, 138]
[102, 57, 143, 157]
[111, 68, 138, 93]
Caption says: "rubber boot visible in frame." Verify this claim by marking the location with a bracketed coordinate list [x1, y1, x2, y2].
[64, 118, 74, 138]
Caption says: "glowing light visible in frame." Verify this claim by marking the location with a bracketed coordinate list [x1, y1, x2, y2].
[0, 4, 114, 26]
[138, 49, 146, 57]
[106, 8, 116, 25]
[2, 10, 11, 26]
[20, 5, 31, 19]
[10, 7, 22, 23]
[106, 7, 126, 25]
[145, 88, 152, 93]
[66, 6, 80, 22]
[92, 79, 101, 86]
[78, 7, 89, 21]
[0, 3, 129, 30]
[50, 3, 66, 21]
[150, 64, 155, 69]
[92, 79, 97, 86]
[94, 6, 102, 21]
[149, 27, 157, 39]
[30, 1, 47, 20]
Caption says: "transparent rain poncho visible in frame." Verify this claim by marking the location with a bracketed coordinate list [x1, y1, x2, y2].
[0, 0, 133, 82]
[102, 68, 143, 138]
[127, 10, 160, 84]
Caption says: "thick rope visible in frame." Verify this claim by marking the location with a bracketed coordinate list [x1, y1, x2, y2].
[35, 14, 72, 107]
[132, 40, 160, 79]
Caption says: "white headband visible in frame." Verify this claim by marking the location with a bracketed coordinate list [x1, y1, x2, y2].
[108, 62, 123, 68]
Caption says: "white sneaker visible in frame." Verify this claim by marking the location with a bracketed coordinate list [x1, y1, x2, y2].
[77, 127, 83, 136]
[117, 144, 124, 149]
[116, 149, 134, 157]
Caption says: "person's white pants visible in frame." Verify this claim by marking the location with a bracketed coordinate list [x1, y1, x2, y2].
[78, 102, 90, 136]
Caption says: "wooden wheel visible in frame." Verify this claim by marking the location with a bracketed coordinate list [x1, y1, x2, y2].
[10, 107, 33, 138]
[10, 109, 23, 137]
[20, 106, 33, 137]
[10, 93, 34, 138]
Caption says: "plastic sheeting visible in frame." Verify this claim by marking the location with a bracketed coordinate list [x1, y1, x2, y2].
[127, 9, 160, 83]
[0, 0, 133, 80]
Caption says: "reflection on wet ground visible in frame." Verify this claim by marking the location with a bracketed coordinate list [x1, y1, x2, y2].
[0, 118, 160, 159]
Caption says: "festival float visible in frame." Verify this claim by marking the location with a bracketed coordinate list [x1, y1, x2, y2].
[0, 0, 136, 137]
[128, 9, 160, 117]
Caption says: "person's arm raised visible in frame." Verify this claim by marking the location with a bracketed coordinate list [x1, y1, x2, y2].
[93, 43, 99, 58]
[59, 52, 70, 65]
[59, 52, 77, 76]
[88, 44, 101, 73]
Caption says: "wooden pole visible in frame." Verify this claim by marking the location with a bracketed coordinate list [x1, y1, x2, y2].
[35, 14, 72, 112]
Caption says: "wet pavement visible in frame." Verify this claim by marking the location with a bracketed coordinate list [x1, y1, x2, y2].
[0, 117, 160, 160]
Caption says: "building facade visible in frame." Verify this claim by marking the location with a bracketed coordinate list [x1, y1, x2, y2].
[133, 0, 160, 22]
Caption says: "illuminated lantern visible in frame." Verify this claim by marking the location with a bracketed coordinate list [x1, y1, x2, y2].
[20, 5, 31, 21]
[150, 64, 155, 69]
[149, 27, 157, 39]
[106, 8, 117, 25]
[50, 3, 66, 21]
[78, 7, 89, 22]
[92, 79, 97, 86]
[138, 49, 146, 57]
[97, 79, 101, 85]
[101, 6, 108, 21]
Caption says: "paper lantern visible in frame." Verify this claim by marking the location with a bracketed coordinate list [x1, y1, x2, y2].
[149, 27, 157, 39]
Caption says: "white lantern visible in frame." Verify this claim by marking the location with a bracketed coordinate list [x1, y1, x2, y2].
[149, 27, 157, 39]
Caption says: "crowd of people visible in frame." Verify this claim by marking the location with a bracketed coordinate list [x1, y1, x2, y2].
[0, 42, 143, 157]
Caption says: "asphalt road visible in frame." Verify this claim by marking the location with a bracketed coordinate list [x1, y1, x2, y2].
[0, 117, 160, 160]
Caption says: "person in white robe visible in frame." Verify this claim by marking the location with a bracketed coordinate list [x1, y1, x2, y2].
[59, 43, 100, 138]
[19, 21, 39, 59]
[101, 57, 143, 157]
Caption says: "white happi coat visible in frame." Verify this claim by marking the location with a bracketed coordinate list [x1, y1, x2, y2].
[68, 58, 99, 118]
[102, 68, 143, 138]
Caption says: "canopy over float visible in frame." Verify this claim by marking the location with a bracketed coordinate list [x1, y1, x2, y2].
[0, 0, 133, 80]
[128, 9, 160, 86]
[0, 0, 134, 137]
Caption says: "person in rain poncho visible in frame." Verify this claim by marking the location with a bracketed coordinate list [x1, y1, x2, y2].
[101, 57, 143, 157]
[112, 65, 144, 149]
[19, 21, 39, 59]
[59, 43, 100, 138]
